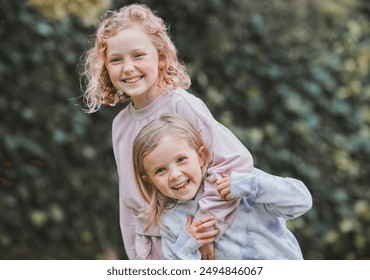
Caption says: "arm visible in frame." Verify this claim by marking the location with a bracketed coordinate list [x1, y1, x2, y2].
[218, 168, 312, 219]
[175, 92, 254, 240]
[118, 203, 138, 259]
[196, 122, 254, 238]
[112, 112, 162, 260]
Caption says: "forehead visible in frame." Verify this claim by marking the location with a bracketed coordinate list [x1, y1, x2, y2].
[106, 25, 155, 52]
[158, 134, 191, 148]
[154, 134, 193, 154]
[143, 135, 194, 163]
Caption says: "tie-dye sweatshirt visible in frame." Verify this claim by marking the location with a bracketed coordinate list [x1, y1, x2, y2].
[160, 168, 312, 259]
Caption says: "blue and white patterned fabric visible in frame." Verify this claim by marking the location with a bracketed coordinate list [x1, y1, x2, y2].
[160, 168, 312, 259]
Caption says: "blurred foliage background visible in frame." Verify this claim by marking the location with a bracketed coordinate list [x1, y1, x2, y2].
[1, 0, 369, 260]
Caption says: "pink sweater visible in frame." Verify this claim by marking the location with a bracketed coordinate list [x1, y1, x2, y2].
[112, 88, 254, 259]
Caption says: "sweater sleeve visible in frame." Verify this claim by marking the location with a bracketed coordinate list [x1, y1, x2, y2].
[161, 228, 202, 260]
[112, 110, 162, 260]
[230, 168, 313, 219]
[175, 90, 254, 240]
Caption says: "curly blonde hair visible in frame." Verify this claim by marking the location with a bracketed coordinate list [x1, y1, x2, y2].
[81, 4, 191, 113]
[133, 113, 211, 232]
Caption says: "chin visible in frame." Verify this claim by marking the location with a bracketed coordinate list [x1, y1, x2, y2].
[181, 192, 197, 202]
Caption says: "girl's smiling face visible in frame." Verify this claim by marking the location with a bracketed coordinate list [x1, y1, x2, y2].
[142, 134, 206, 202]
[105, 25, 161, 109]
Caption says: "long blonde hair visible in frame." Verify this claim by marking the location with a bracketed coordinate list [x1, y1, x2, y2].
[81, 4, 191, 113]
[133, 113, 210, 232]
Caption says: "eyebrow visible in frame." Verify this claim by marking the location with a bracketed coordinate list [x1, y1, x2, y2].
[144, 160, 161, 174]
[108, 47, 147, 56]
[147, 165, 162, 176]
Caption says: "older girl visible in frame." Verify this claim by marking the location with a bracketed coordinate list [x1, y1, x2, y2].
[81, 4, 254, 259]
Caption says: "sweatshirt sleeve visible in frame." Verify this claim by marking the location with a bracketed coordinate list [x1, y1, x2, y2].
[175, 91, 254, 240]
[161, 226, 202, 260]
[230, 168, 313, 219]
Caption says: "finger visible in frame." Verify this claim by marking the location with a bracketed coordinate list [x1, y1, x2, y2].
[199, 237, 217, 245]
[218, 180, 229, 189]
[217, 184, 229, 194]
[198, 235, 217, 245]
[187, 216, 193, 224]
[203, 250, 215, 260]
[185, 216, 193, 231]
[195, 219, 217, 232]
[195, 229, 219, 240]
[217, 176, 227, 182]
[199, 238, 217, 245]
[201, 252, 214, 260]
[217, 182, 227, 191]
[219, 187, 228, 195]
[219, 188, 230, 198]
[216, 177, 228, 185]
[217, 184, 225, 193]
[192, 216, 215, 227]
[208, 251, 215, 260]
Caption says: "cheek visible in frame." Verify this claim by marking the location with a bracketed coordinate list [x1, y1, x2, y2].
[156, 183, 171, 197]
[152, 176, 167, 188]
[106, 66, 119, 80]
[146, 62, 159, 77]
[191, 165, 203, 182]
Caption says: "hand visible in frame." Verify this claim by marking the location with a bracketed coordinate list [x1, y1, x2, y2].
[199, 242, 215, 260]
[185, 216, 218, 245]
[217, 174, 232, 200]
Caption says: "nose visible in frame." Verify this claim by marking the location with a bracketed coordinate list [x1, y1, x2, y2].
[169, 166, 181, 181]
[122, 60, 134, 73]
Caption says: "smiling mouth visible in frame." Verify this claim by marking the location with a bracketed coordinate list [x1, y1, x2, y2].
[123, 76, 142, 83]
[172, 180, 189, 190]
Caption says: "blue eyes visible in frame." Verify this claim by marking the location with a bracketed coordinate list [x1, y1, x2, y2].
[155, 168, 165, 175]
[109, 58, 121, 63]
[108, 53, 145, 63]
[154, 157, 187, 175]
[178, 157, 186, 163]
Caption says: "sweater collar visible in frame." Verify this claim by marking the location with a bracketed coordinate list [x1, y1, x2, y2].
[127, 90, 172, 120]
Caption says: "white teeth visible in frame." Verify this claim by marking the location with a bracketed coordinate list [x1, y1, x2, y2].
[173, 181, 188, 190]
[124, 76, 141, 83]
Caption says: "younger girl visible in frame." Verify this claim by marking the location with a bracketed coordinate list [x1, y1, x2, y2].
[81, 4, 254, 259]
[133, 114, 312, 260]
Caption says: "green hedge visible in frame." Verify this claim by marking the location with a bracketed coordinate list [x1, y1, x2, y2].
[0, 0, 369, 259]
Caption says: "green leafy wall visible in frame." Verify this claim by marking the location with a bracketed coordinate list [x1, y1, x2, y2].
[1, 0, 369, 259]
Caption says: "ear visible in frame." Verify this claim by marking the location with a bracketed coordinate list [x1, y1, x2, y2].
[142, 175, 150, 183]
[198, 146, 208, 167]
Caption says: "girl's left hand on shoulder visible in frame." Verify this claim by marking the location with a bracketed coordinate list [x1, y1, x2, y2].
[216, 174, 231, 200]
